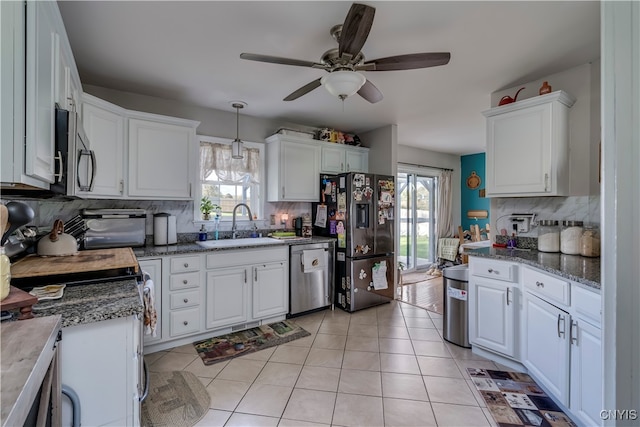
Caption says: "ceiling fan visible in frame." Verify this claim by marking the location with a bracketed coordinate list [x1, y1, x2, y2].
[240, 3, 450, 104]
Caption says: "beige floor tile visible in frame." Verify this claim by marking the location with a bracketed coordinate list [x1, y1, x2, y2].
[454, 359, 498, 379]
[170, 343, 198, 354]
[401, 308, 430, 318]
[383, 398, 437, 426]
[143, 350, 168, 365]
[381, 372, 429, 401]
[404, 317, 436, 328]
[206, 379, 251, 411]
[431, 318, 443, 329]
[235, 383, 293, 417]
[194, 409, 231, 427]
[282, 389, 337, 425]
[318, 320, 349, 335]
[278, 418, 330, 427]
[280, 333, 315, 348]
[417, 356, 463, 378]
[149, 351, 197, 372]
[412, 340, 452, 358]
[377, 325, 411, 339]
[304, 348, 344, 368]
[431, 402, 491, 427]
[345, 335, 379, 352]
[380, 353, 421, 374]
[312, 333, 347, 350]
[239, 346, 277, 361]
[347, 322, 379, 337]
[380, 316, 408, 327]
[199, 377, 213, 388]
[295, 365, 341, 392]
[183, 357, 228, 379]
[225, 412, 280, 426]
[408, 327, 442, 341]
[379, 338, 415, 355]
[254, 361, 302, 387]
[332, 393, 384, 427]
[270, 345, 310, 364]
[342, 350, 381, 371]
[444, 342, 489, 360]
[216, 358, 267, 382]
[338, 369, 382, 396]
[322, 309, 351, 321]
[428, 311, 443, 319]
[423, 376, 478, 406]
[349, 309, 378, 325]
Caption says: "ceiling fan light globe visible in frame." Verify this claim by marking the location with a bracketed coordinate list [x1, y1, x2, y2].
[231, 138, 244, 159]
[321, 71, 366, 99]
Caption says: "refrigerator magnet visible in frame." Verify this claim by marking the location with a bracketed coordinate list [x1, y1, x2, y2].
[353, 173, 365, 187]
[359, 269, 367, 279]
[353, 189, 363, 201]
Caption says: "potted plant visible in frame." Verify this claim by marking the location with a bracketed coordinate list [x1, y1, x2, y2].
[200, 197, 216, 220]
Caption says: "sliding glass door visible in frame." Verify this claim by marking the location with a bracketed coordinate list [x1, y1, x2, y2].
[398, 168, 438, 271]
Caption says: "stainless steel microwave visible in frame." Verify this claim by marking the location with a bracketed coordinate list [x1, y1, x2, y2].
[51, 104, 96, 196]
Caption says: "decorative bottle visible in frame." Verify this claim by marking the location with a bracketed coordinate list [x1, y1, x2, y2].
[539, 81, 552, 95]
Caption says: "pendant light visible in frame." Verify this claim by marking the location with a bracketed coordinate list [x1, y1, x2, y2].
[231, 101, 247, 159]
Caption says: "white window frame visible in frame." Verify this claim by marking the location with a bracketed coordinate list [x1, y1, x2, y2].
[195, 135, 265, 223]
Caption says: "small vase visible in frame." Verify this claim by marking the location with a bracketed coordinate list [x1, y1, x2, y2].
[539, 81, 552, 95]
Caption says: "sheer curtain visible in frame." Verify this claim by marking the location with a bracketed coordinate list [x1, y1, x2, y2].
[200, 142, 260, 184]
[436, 169, 453, 239]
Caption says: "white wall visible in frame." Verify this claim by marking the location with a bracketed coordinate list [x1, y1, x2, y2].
[360, 125, 397, 176]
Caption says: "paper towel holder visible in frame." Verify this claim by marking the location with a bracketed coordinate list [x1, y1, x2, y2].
[153, 212, 177, 245]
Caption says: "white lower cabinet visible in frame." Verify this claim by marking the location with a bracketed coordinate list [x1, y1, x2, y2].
[523, 293, 570, 405]
[469, 259, 519, 358]
[252, 261, 288, 319]
[165, 255, 203, 339]
[206, 266, 248, 330]
[569, 317, 602, 426]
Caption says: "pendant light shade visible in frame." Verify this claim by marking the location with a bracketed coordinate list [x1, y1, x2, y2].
[321, 71, 366, 100]
[231, 102, 246, 159]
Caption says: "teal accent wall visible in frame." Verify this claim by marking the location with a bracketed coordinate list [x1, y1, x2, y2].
[461, 153, 490, 233]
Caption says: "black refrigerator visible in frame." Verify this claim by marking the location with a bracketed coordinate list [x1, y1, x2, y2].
[313, 173, 395, 312]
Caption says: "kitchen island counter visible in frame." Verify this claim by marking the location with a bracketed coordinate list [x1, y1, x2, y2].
[467, 247, 600, 290]
[134, 235, 336, 257]
[31, 278, 142, 328]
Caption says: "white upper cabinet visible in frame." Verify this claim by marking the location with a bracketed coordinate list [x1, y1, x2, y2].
[25, 0, 60, 184]
[127, 113, 198, 199]
[483, 91, 576, 197]
[266, 134, 320, 202]
[82, 94, 126, 197]
[81, 95, 199, 200]
[320, 144, 368, 173]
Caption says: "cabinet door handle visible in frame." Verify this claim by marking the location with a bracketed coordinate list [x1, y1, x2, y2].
[506, 287, 510, 305]
[244, 270, 247, 283]
[54, 150, 64, 183]
[282, 186, 285, 198]
[544, 173, 549, 192]
[536, 281, 544, 288]
[183, 298, 188, 303]
[183, 321, 188, 326]
[119, 179, 124, 194]
[347, 163, 350, 171]
[570, 320, 578, 345]
[557, 314, 566, 338]
[341, 162, 344, 171]
[254, 267, 258, 282]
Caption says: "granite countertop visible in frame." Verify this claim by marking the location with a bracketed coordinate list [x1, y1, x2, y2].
[467, 247, 600, 290]
[134, 236, 336, 258]
[31, 278, 143, 328]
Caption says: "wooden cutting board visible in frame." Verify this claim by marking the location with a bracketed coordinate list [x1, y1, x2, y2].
[10, 248, 139, 279]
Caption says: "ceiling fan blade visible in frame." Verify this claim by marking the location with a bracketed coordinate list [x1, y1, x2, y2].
[363, 52, 451, 71]
[240, 53, 325, 69]
[357, 79, 383, 104]
[283, 78, 323, 101]
[338, 3, 375, 59]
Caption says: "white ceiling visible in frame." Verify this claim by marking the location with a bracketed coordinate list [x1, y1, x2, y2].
[57, 1, 600, 155]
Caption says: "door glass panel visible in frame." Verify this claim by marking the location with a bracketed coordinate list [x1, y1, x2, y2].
[397, 169, 438, 272]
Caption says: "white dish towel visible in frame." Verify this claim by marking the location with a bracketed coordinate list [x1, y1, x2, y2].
[302, 249, 325, 273]
[142, 271, 158, 337]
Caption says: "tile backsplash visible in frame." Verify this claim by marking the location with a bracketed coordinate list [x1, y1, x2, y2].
[492, 195, 600, 238]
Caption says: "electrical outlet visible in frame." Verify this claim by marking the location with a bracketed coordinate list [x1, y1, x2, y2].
[270, 214, 276, 225]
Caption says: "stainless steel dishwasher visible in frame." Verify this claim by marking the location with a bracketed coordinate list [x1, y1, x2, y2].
[289, 241, 334, 316]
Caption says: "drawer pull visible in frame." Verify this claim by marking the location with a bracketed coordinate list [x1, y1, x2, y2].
[183, 321, 188, 326]
[487, 268, 499, 274]
[557, 314, 566, 338]
[183, 279, 188, 284]
[184, 263, 189, 268]
[536, 281, 544, 288]
[183, 298, 188, 303]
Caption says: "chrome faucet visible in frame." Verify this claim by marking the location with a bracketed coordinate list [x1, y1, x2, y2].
[231, 203, 253, 239]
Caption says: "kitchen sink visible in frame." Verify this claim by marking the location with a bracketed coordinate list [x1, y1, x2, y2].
[196, 237, 286, 249]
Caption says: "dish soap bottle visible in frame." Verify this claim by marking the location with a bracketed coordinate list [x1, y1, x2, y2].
[198, 224, 208, 241]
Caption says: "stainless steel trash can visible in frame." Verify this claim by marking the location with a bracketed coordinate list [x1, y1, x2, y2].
[443, 264, 470, 348]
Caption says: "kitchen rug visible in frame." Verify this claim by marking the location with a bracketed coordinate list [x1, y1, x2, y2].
[193, 320, 310, 365]
[467, 368, 577, 426]
[141, 370, 210, 427]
